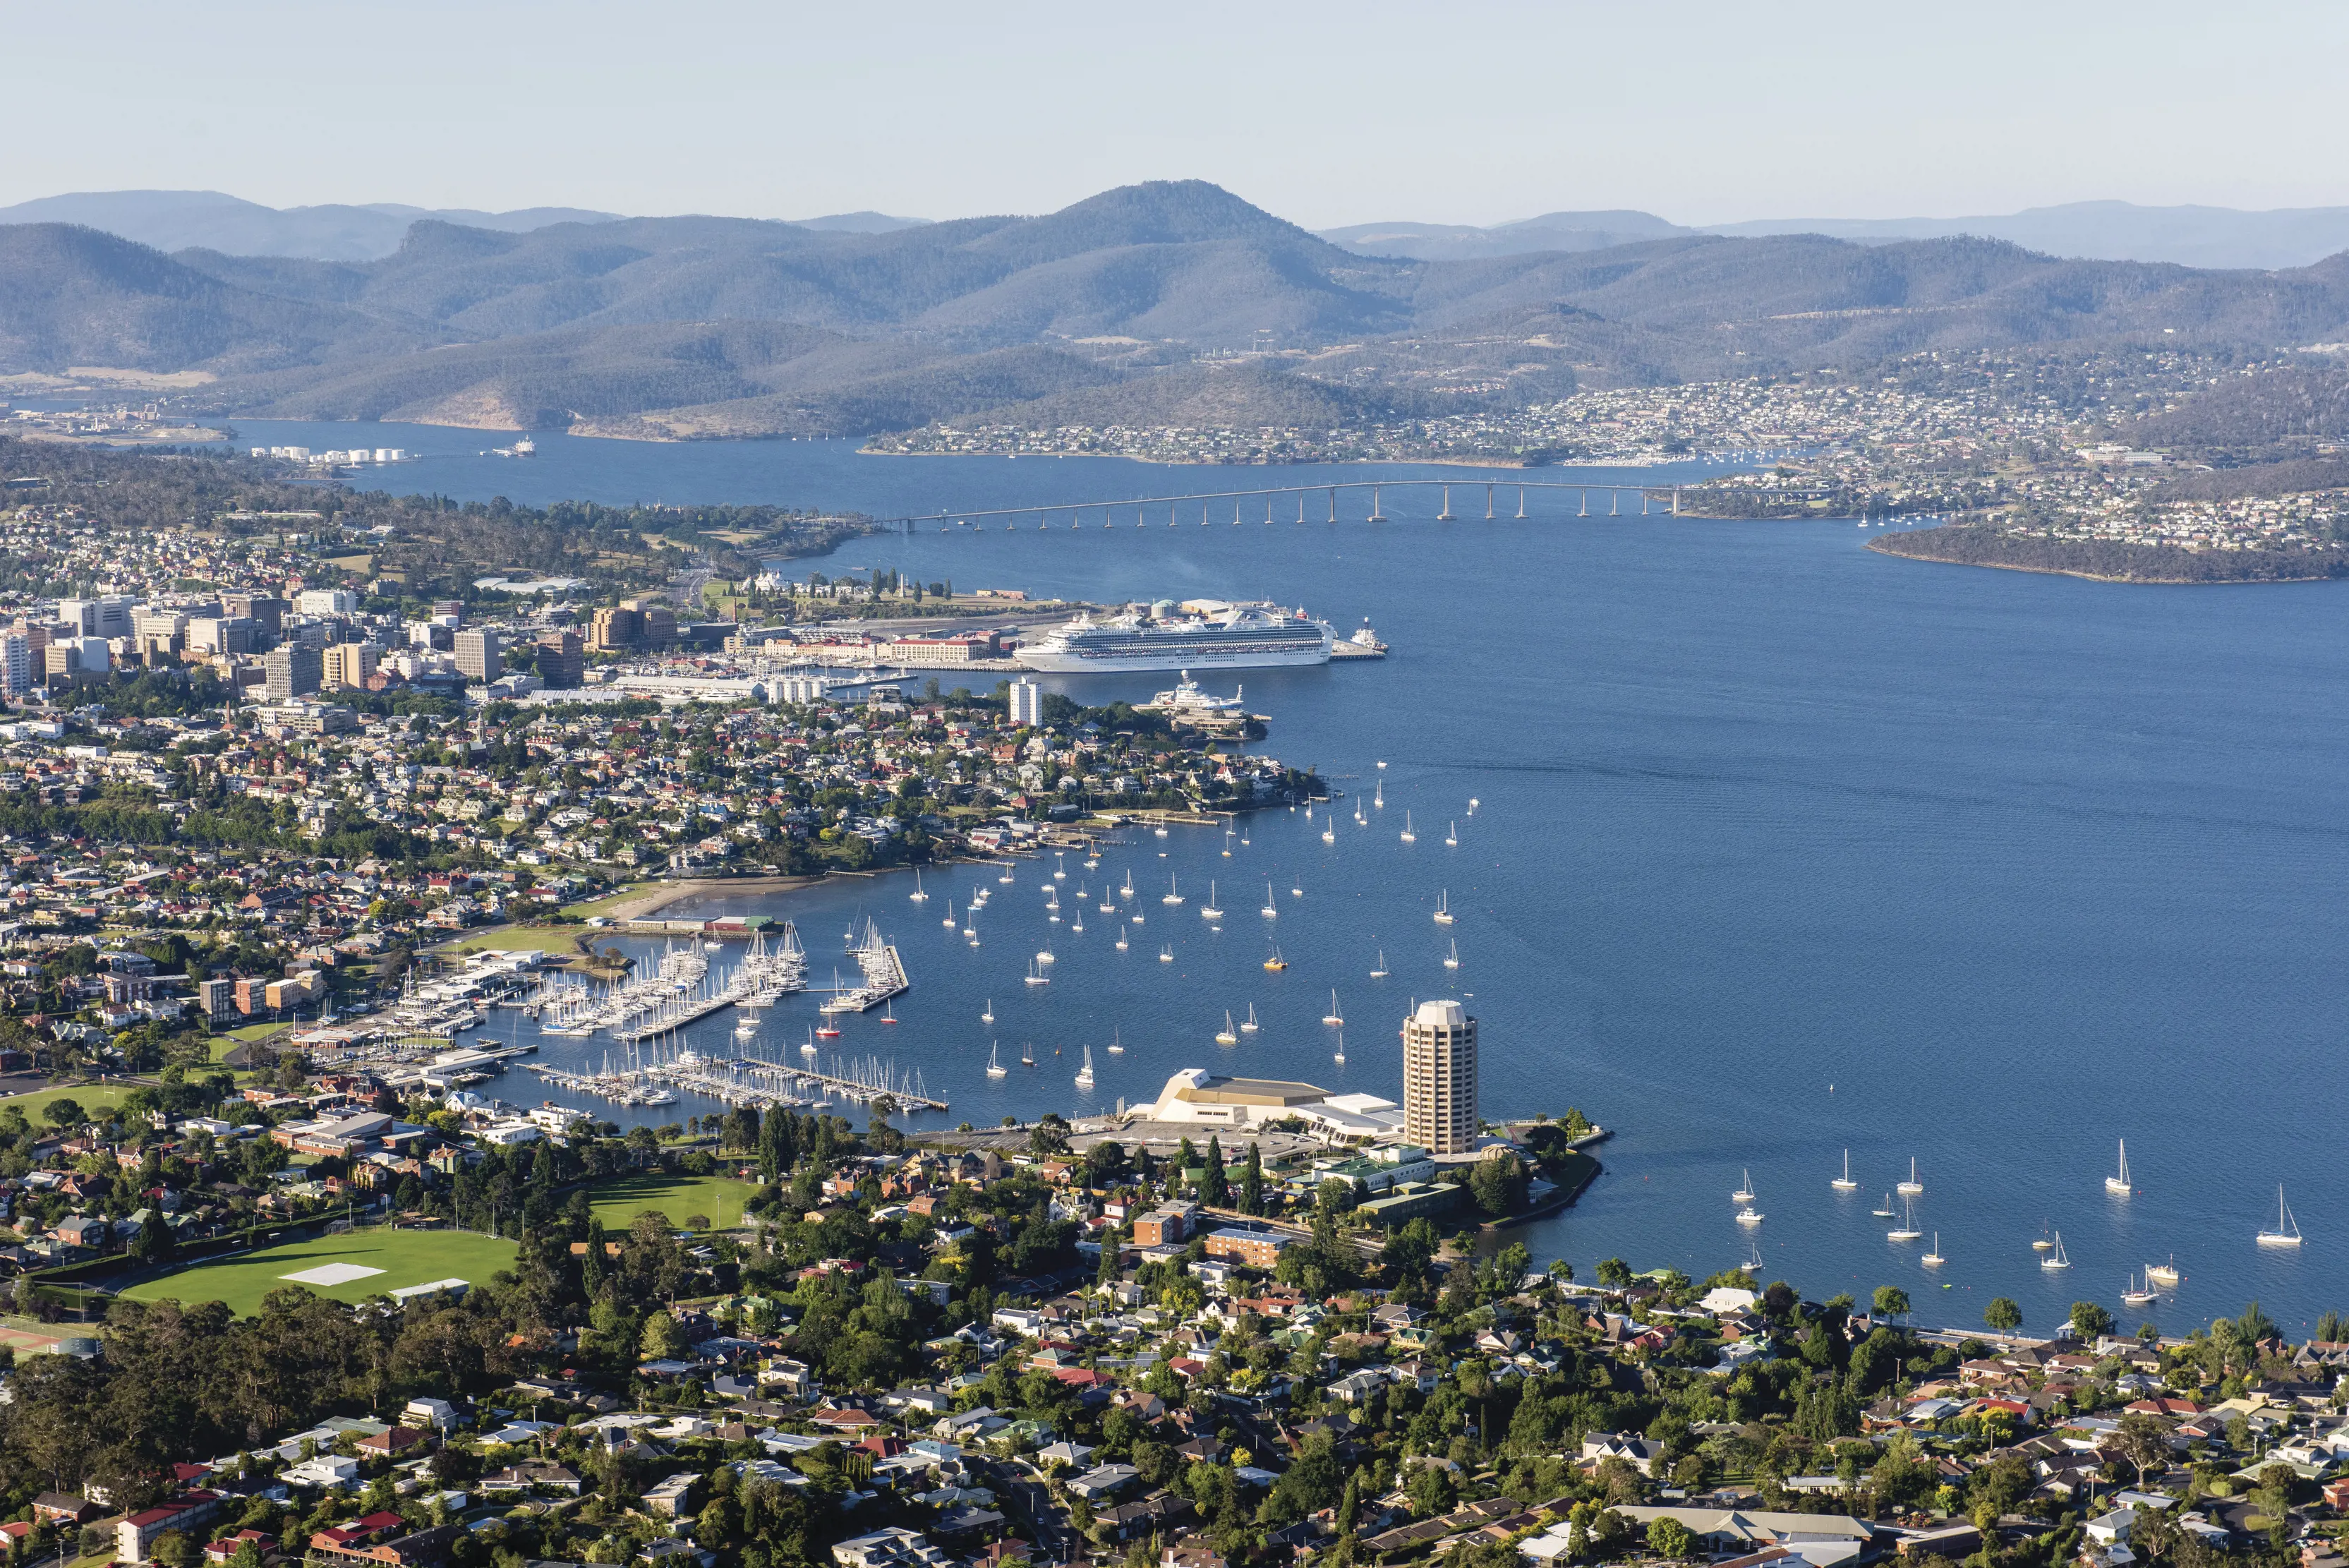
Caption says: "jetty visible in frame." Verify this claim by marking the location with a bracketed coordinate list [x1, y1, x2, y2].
[819, 918, 909, 1015]
[528, 1045, 945, 1114]
[529, 926, 809, 1042]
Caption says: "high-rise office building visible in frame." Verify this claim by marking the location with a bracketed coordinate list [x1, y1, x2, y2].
[322, 643, 379, 690]
[454, 629, 502, 682]
[0, 632, 28, 696]
[588, 607, 642, 652]
[295, 589, 360, 617]
[225, 594, 290, 634]
[56, 596, 136, 639]
[535, 629, 583, 689]
[263, 644, 322, 701]
[1401, 999, 1480, 1155]
[1008, 677, 1044, 726]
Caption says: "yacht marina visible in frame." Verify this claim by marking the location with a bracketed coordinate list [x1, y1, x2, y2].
[528, 1042, 945, 1113]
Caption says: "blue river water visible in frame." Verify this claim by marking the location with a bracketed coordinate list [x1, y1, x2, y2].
[227, 420, 2349, 1337]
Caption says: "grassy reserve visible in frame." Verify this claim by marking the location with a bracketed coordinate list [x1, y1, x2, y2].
[445, 924, 590, 958]
[0, 1081, 138, 1123]
[120, 1227, 517, 1317]
[591, 1172, 760, 1232]
[560, 884, 655, 920]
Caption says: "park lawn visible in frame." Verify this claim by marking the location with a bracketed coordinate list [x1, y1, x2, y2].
[445, 925, 586, 958]
[1, 1082, 136, 1122]
[561, 884, 652, 919]
[591, 1173, 759, 1233]
[121, 1227, 517, 1317]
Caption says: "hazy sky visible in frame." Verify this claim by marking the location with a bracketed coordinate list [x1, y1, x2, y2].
[13, 0, 2345, 227]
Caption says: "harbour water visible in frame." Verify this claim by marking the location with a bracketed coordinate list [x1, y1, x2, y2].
[248, 421, 2349, 1337]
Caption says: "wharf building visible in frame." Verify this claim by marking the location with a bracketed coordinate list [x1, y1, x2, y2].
[1402, 999, 1478, 1154]
[1140, 1068, 1401, 1140]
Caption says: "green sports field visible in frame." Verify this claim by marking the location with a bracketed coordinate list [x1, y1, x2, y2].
[591, 1173, 759, 1232]
[120, 1227, 517, 1316]
[1, 1082, 137, 1124]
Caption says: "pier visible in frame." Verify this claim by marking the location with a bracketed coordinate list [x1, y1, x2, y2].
[820, 919, 908, 1015]
[531, 925, 809, 1042]
[528, 1048, 946, 1114]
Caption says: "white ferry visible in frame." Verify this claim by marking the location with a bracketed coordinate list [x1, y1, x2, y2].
[1016, 599, 1333, 673]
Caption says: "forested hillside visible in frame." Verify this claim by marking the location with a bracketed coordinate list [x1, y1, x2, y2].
[8, 181, 2349, 441]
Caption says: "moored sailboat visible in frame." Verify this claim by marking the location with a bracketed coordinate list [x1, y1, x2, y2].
[2257, 1185, 2303, 1247]
[2106, 1138, 2133, 1195]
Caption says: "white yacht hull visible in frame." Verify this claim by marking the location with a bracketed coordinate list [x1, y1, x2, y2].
[1016, 644, 1329, 673]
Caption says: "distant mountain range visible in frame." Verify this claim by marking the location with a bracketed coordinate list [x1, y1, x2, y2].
[0, 191, 933, 261]
[1320, 200, 2349, 272]
[8, 181, 2349, 439]
[24, 188, 2349, 271]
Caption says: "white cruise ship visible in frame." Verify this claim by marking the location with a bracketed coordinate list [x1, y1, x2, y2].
[1015, 601, 1334, 673]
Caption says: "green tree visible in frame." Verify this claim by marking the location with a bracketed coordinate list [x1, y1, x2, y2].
[1648, 1518, 1695, 1561]
[41, 1098, 85, 1130]
[1597, 1257, 1634, 1289]
[1029, 1114, 1071, 1158]
[1468, 1154, 1526, 1217]
[2114, 1411, 2170, 1488]
[1873, 1286, 1910, 1323]
[2069, 1301, 2115, 1339]
[1200, 1137, 1229, 1207]
[134, 1213, 176, 1267]
[1238, 1142, 1264, 1216]
[2235, 1300, 2278, 1347]
[639, 1311, 689, 1361]
[1983, 1297, 2022, 1332]
[1406, 1462, 1456, 1517]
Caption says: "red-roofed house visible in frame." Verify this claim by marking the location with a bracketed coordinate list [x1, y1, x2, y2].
[206, 1529, 273, 1563]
